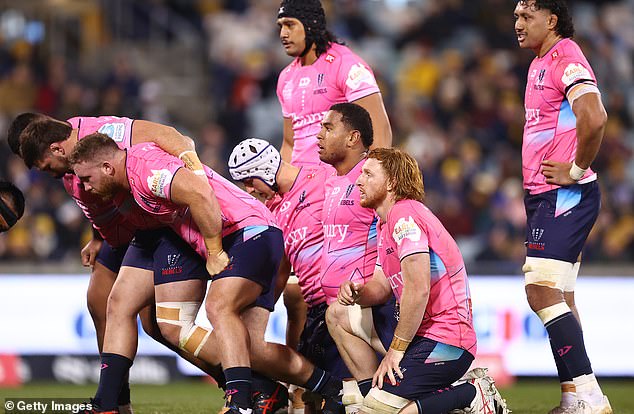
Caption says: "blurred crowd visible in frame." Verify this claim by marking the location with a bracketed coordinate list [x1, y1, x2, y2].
[0, 0, 632, 269]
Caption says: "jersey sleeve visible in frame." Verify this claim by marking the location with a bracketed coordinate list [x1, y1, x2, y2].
[389, 204, 429, 260]
[336, 52, 380, 103]
[551, 58, 597, 96]
[131, 144, 183, 203]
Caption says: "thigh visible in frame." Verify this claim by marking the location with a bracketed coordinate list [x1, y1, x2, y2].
[379, 338, 474, 400]
[109, 265, 155, 313]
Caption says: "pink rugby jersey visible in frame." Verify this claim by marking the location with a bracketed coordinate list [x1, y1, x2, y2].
[277, 43, 381, 166]
[268, 167, 332, 307]
[125, 143, 278, 258]
[320, 160, 377, 303]
[523, 38, 598, 194]
[377, 199, 476, 355]
[64, 116, 152, 247]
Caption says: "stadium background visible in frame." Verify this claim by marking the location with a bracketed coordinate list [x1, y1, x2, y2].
[0, 0, 632, 411]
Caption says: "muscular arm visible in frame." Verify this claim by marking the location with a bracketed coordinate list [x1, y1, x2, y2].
[280, 117, 295, 163]
[571, 90, 607, 169]
[358, 266, 392, 306]
[353, 93, 392, 149]
[340, 265, 392, 307]
[131, 120, 195, 155]
[393, 253, 429, 342]
[169, 168, 225, 260]
[542, 89, 607, 185]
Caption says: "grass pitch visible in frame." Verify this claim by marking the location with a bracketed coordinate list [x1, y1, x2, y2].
[1, 379, 633, 413]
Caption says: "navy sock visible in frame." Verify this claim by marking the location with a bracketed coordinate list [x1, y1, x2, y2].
[304, 367, 341, 399]
[252, 372, 279, 395]
[117, 371, 131, 406]
[550, 336, 573, 383]
[414, 383, 476, 414]
[545, 312, 592, 378]
[225, 366, 253, 409]
[94, 353, 133, 410]
[358, 379, 372, 397]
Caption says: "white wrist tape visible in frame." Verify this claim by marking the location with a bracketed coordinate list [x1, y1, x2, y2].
[569, 161, 587, 181]
[178, 150, 196, 160]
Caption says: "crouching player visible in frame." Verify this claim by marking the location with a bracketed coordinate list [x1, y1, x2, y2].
[335, 148, 509, 414]
[229, 138, 340, 413]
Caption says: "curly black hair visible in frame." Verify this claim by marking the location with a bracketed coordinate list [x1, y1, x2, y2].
[520, 0, 575, 38]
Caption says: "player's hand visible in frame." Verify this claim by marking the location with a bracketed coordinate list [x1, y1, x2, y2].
[81, 238, 103, 267]
[373, 348, 404, 389]
[206, 249, 230, 276]
[338, 281, 363, 305]
[541, 160, 577, 186]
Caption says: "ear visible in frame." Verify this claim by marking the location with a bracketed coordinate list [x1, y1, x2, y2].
[50, 142, 65, 156]
[548, 14, 558, 30]
[348, 130, 361, 148]
[102, 162, 115, 176]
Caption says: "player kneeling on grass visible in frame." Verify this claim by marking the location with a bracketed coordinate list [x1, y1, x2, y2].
[330, 148, 509, 414]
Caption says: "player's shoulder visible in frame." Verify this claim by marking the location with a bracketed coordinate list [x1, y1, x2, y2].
[321, 43, 361, 64]
[548, 38, 588, 64]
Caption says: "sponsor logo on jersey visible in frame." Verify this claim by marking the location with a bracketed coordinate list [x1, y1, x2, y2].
[97, 123, 126, 142]
[292, 111, 327, 129]
[285, 226, 308, 246]
[561, 63, 592, 86]
[346, 63, 375, 90]
[525, 108, 541, 126]
[299, 77, 311, 88]
[325, 54, 335, 63]
[147, 169, 173, 198]
[323, 224, 349, 242]
[392, 216, 421, 246]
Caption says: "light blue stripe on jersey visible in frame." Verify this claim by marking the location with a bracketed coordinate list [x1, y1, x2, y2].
[557, 99, 576, 131]
[555, 186, 581, 217]
[426, 342, 465, 364]
[429, 249, 447, 284]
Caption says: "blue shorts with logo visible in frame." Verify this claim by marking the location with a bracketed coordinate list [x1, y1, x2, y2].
[123, 228, 208, 285]
[524, 181, 600, 263]
[95, 241, 128, 273]
[214, 226, 284, 312]
[379, 337, 474, 400]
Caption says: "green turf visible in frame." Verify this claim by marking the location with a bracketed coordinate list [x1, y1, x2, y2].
[1, 379, 633, 413]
